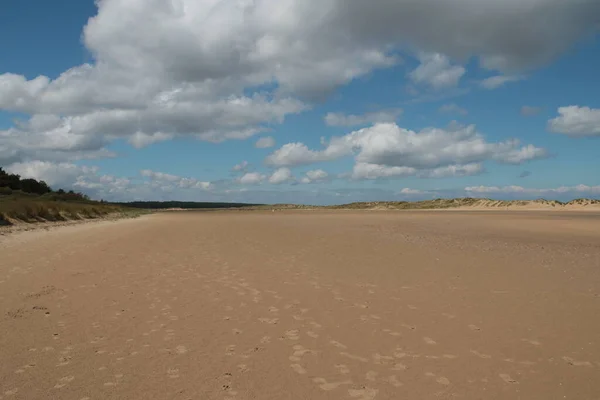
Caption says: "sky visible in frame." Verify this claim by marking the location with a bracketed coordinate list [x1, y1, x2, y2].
[1, 0, 599, 205]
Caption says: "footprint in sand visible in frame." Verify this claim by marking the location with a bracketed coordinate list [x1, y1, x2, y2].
[289, 345, 316, 362]
[425, 372, 450, 385]
[468, 324, 481, 331]
[307, 331, 319, 338]
[562, 356, 593, 367]
[366, 371, 378, 381]
[499, 373, 519, 384]
[373, 353, 394, 365]
[313, 377, 353, 391]
[340, 352, 369, 363]
[290, 364, 307, 374]
[392, 362, 408, 371]
[237, 364, 249, 373]
[470, 350, 491, 359]
[284, 330, 300, 340]
[335, 364, 350, 374]
[330, 340, 347, 349]
[226, 345, 236, 356]
[348, 387, 378, 400]
[522, 338, 542, 346]
[54, 376, 75, 389]
[423, 337, 437, 345]
[175, 345, 188, 354]
[260, 336, 271, 344]
[384, 375, 403, 387]
[436, 376, 451, 385]
[258, 317, 279, 325]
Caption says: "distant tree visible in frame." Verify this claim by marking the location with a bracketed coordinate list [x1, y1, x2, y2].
[20, 178, 52, 195]
[0, 168, 21, 190]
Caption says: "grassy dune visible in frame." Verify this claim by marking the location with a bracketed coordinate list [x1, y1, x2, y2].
[0, 192, 145, 226]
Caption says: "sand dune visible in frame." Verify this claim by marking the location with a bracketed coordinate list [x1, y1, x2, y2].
[1, 211, 599, 399]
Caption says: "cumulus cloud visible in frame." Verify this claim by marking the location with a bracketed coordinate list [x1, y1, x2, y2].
[265, 142, 345, 167]
[268, 168, 294, 184]
[300, 169, 329, 184]
[409, 53, 465, 90]
[0, 114, 116, 165]
[266, 122, 547, 180]
[255, 136, 276, 148]
[141, 169, 211, 189]
[324, 109, 403, 127]
[238, 172, 266, 185]
[0, 0, 596, 167]
[520, 106, 541, 116]
[232, 161, 249, 172]
[400, 188, 431, 196]
[351, 162, 483, 180]
[5, 161, 135, 199]
[6, 161, 100, 188]
[465, 184, 600, 195]
[480, 75, 522, 89]
[439, 103, 468, 115]
[351, 163, 416, 180]
[547, 106, 600, 137]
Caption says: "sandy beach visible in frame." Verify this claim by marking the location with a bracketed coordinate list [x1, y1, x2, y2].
[1, 210, 599, 399]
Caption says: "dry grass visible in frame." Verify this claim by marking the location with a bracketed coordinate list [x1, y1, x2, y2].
[0, 194, 144, 226]
[265, 198, 600, 211]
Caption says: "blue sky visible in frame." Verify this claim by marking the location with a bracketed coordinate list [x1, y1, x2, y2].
[1, 0, 599, 204]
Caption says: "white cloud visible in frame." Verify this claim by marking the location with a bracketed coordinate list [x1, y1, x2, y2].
[0, 114, 116, 166]
[351, 162, 483, 180]
[265, 142, 346, 167]
[267, 122, 547, 180]
[520, 106, 541, 116]
[547, 106, 600, 137]
[268, 168, 294, 184]
[141, 169, 211, 189]
[232, 161, 249, 172]
[351, 163, 416, 180]
[140, 169, 180, 182]
[129, 132, 174, 149]
[300, 169, 329, 184]
[5, 161, 135, 198]
[324, 109, 403, 127]
[424, 163, 484, 178]
[465, 184, 600, 195]
[255, 136, 276, 148]
[409, 53, 465, 90]
[439, 103, 468, 115]
[480, 75, 522, 90]
[399, 188, 430, 195]
[0, 0, 596, 167]
[238, 172, 266, 185]
[6, 161, 99, 188]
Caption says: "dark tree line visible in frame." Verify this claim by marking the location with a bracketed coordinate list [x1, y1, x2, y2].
[0, 167, 89, 200]
[117, 201, 261, 209]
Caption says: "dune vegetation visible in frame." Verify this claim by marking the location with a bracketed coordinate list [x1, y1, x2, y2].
[0, 168, 139, 226]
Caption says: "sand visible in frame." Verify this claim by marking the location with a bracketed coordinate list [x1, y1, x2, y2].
[1, 210, 599, 399]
